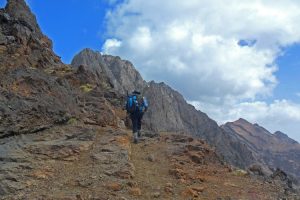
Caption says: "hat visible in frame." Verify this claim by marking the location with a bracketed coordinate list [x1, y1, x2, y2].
[132, 90, 141, 95]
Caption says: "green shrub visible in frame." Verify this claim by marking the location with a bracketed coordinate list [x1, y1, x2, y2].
[67, 117, 77, 125]
[80, 84, 94, 93]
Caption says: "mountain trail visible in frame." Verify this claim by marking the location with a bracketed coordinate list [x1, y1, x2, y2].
[1, 125, 299, 199]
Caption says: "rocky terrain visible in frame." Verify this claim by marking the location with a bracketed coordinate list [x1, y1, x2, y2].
[72, 49, 258, 169]
[0, 0, 300, 199]
[1, 124, 298, 200]
[222, 118, 300, 181]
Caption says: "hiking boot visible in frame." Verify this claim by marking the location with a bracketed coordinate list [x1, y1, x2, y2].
[138, 130, 141, 137]
[133, 132, 138, 144]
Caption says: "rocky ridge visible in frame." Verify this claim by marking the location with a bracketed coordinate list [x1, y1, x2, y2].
[71, 49, 258, 169]
[0, 0, 299, 199]
[221, 118, 300, 181]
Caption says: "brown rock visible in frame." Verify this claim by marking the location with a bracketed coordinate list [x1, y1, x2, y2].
[114, 169, 134, 179]
[165, 182, 173, 188]
[147, 154, 155, 162]
[106, 182, 123, 191]
[127, 181, 138, 188]
[129, 187, 142, 196]
[169, 168, 187, 179]
[30, 169, 53, 180]
[181, 188, 198, 198]
[181, 186, 204, 198]
[191, 186, 205, 193]
[152, 192, 160, 198]
[164, 183, 174, 194]
[0, 45, 7, 53]
[189, 152, 204, 164]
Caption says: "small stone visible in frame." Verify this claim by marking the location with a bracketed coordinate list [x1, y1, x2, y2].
[0, 45, 7, 53]
[76, 194, 84, 200]
[76, 179, 93, 187]
[164, 185, 173, 194]
[181, 188, 198, 198]
[147, 154, 155, 162]
[1, 13, 11, 22]
[191, 186, 205, 193]
[114, 169, 134, 179]
[152, 192, 161, 198]
[129, 187, 142, 196]
[127, 181, 138, 188]
[165, 182, 173, 187]
[106, 182, 123, 191]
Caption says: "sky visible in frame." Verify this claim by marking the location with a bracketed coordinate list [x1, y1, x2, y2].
[1, 0, 300, 142]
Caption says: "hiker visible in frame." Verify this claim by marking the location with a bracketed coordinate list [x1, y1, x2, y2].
[125, 90, 148, 143]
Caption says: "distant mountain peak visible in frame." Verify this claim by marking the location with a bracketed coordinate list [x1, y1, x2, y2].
[274, 131, 288, 137]
[235, 118, 251, 124]
[222, 118, 300, 180]
[274, 131, 298, 144]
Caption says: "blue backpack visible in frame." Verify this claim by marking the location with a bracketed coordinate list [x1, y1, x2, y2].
[126, 95, 148, 113]
[126, 95, 138, 113]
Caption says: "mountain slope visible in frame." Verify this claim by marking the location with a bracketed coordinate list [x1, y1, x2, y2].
[221, 118, 300, 180]
[71, 49, 259, 169]
[1, 124, 297, 199]
[71, 48, 147, 95]
[0, 0, 299, 198]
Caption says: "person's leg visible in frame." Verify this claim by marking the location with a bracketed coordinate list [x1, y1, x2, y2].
[137, 112, 144, 137]
[131, 113, 138, 143]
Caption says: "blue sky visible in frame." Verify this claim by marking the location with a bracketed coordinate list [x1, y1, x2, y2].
[274, 45, 300, 103]
[0, 0, 118, 62]
[1, 0, 300, 141]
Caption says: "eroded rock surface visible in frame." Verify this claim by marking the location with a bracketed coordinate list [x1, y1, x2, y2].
[0, 1, 299, 199]
[222, 118, 300, 180]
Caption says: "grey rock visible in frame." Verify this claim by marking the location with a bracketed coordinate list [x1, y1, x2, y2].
[71, 48, 147, 95]
[143, 81, 256, 168]
[147, 154, 155, 162]
[70, 49, 258, 169]
[222, 119, 300, 180]
[5, 0, 42, 36]
[0, 32, 6, 45]
[152, 192, 160, 198]
[0, 12, 11, 22]
[6, 35, 16, 43]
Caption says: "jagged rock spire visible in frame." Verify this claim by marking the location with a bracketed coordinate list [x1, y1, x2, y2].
[5, 0, 42, 36]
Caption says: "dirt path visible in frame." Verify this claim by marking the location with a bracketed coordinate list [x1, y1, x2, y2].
[1, 125, 298, 200]
[130, 134, 183, 199]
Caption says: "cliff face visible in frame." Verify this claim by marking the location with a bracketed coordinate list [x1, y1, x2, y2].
[0, 0, 61, 69]
[71, 48, 147, 95]
[0, 0, 75, 137]
[221, 118, 300, 180]
[71, 49, 258, 169]
[0, 1, 299, 198]
[0, 1, 119, 138]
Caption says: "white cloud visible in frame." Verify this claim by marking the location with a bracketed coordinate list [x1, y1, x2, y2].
[102, 0, 300, 141]
[102, 38, 122, 53]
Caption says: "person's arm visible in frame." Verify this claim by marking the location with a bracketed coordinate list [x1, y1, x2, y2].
[143, 97, 148, 112]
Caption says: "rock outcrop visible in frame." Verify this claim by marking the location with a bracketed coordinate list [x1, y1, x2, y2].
[71, 49, 257, 169]
[0, 0, 299, 198]
[0, 0, 76, 137]
[0, 0, 61, 69]
[71, 48, 147, 95]
[221, 118, 300, 180]
[0, 0, 119, 138]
